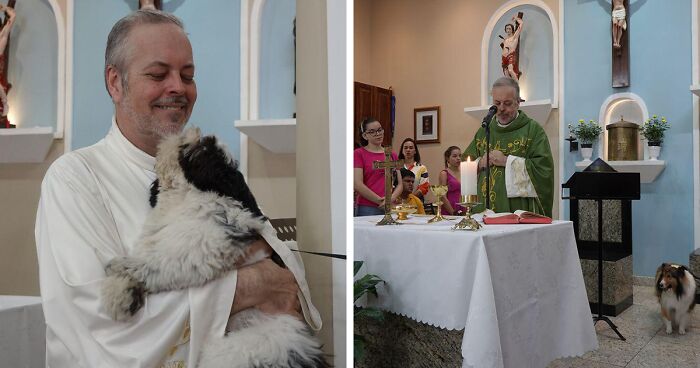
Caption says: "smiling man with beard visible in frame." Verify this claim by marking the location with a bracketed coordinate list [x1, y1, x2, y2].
[35, 9, 319, 368]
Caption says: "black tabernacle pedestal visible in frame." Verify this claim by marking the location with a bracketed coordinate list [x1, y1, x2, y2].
[563, 159, 640, 341]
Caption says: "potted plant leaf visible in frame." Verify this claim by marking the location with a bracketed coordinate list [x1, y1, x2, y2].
[569, 119, 603, 162]
[354, 261, 385, 365]
[641, 115, 670, 160]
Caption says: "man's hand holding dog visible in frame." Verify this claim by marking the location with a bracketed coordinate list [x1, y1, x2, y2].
[232, 239, 302, 320]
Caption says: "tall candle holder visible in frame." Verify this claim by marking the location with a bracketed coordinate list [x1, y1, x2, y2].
[453, 194, 482, 231]
[427, 185, 449, 223]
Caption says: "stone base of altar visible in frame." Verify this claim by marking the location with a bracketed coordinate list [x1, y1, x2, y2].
[354, 311, 463, 368]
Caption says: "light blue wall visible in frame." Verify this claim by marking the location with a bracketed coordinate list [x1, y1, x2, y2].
[72, 1, 242, 158]
[563, 0, 693, 276]
[8, 0, 57, 130]
[488, 5, 552, 102]
[259, 0, 295, 119]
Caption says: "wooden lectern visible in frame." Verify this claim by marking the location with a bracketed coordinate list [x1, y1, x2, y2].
[563, 158, 640, 341]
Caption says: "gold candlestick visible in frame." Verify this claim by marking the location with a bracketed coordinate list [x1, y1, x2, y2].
[453, 194, 482, 231]
[427, 185, 449, 223]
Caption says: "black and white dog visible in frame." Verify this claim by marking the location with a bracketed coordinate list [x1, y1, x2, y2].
[101, 127, 328, 368]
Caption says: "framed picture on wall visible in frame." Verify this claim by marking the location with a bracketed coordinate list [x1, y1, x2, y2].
[414, 106, 440, 144]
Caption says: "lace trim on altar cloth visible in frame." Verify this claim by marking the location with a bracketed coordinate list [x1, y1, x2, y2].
[392, 310, 465, 331]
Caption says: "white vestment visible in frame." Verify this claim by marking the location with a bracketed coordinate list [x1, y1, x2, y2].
[35, 120, 321, 368]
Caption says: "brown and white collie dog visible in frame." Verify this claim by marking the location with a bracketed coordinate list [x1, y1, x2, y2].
[655, 263, 697, 335]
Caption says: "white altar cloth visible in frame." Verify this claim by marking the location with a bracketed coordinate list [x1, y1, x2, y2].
[354, 216, 597, 368]
[0, 296, 45, 368]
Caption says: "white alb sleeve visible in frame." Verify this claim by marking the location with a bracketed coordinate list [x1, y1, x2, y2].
[504, 155, 537, 198]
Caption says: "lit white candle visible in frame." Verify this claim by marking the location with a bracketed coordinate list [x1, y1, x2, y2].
[460, 158, 477, 195]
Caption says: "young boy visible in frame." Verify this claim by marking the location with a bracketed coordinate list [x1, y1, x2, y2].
[398, 168, 425, 214]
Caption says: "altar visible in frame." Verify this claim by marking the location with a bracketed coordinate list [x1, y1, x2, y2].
[0, 296, 45, 368]
[354, 215, 597, 368]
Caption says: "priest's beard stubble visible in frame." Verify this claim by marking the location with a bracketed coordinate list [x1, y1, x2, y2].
[121, 89, 190, 139]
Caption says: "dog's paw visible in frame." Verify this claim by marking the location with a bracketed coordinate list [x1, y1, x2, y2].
[105, 256, 142, 277]
[101, 275, 146, 321]
[666, 326, 673, 334]
[679, 328, 687, 335]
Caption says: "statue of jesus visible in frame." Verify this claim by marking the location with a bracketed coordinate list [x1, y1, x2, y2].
[612, 0, 626, 49]
[0, 4, 15, 121]
[501, 16, 523, 80]
[139, 0, 157, 10]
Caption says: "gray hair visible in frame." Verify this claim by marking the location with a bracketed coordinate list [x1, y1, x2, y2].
[492, 77, 520, 101]
[104, 9, 185, 96]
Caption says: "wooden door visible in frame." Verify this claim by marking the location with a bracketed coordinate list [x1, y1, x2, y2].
[354, 82, 373, 148]
[353, 82, 393, 148]
[374, 86, 392, 146]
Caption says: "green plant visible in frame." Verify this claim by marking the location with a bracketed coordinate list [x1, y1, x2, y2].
[354, 260, 385, 363]
[569, 119, 603, 145]
[641, 115, 670, 143]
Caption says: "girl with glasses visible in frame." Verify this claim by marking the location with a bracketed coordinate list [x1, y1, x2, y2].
[353, 117, 402, 216]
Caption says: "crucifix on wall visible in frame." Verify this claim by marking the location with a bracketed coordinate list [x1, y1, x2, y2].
[139, 0, 162, 10]
[611, 0, 629, 88]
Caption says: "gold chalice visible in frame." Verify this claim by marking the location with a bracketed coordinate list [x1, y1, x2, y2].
[453, 194, 482, 231]
[391, 202, 418, 221]
[428, 185, 449, 223]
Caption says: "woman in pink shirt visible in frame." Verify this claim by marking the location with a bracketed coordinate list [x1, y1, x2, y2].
[439, 146, 465, 216]
[353, 117, 402, 216]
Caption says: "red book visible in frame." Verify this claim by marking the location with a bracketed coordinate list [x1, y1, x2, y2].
[483, 210, 552, 224]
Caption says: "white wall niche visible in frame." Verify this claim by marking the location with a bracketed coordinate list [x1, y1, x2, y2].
[597, 93, 648, 160]
[470, 0, 558, 121]
[574, 93, 665, 183]
[0, 0, 67, 162]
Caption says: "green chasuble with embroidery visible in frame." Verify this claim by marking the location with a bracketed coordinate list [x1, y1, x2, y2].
[462, 111, 554, 217]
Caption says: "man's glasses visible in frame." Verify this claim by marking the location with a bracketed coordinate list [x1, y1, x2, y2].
[364, 127, 384, 136]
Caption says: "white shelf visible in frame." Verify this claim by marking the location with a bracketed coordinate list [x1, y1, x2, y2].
[691, 84, 700, 96]
[235, 119, 296, 154]
[464, 99, 553, 126]
[0, 127, 54, 163]
[575, 159, 665, 183]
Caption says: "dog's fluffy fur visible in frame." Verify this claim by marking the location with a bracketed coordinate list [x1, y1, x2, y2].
[655, 263, 697, 335]
[100, 127, 328, 368]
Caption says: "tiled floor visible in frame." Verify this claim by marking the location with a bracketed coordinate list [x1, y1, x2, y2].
[548, 286, 700, 368]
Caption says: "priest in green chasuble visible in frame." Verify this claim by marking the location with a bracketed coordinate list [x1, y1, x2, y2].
[463, 77, 554, 217]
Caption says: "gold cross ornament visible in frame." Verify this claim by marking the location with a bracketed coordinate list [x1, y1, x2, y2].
[372, 146, 403, 225]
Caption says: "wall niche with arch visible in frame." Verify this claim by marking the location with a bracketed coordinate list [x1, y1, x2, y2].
[236, 0, 297, 170]
[465, 1, 558, 126]
[574, 93, 665, 183]
[0, 0, 65, 163]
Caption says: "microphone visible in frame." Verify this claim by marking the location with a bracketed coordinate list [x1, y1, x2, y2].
[482, 105, 497, 128]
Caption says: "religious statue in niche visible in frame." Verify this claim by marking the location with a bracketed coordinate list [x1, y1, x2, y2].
[612, 0, 626, 49]
[0, 2, 16, 129]
[499, 13, 524, 80]
[139, 0, 162, 11]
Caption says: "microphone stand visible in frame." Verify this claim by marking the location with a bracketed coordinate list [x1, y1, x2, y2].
[482, 118, 491, 210]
